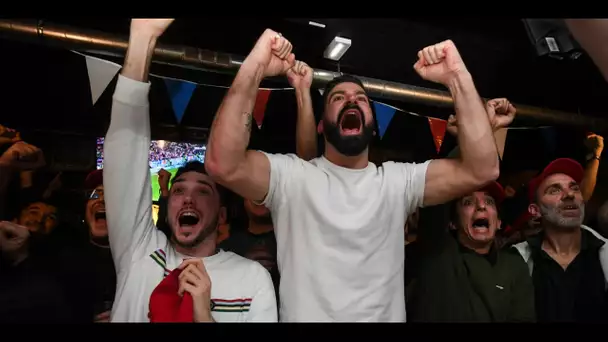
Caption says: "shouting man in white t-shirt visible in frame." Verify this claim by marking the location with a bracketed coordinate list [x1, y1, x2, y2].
[103, 19, 277, 322]
[205, 29, 499, 321]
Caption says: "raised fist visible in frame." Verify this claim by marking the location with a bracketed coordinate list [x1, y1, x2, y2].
[585, 133, 604, 157]
[0, 124, 21, 147]
[130, 18, 174, 38]
[0, 141, 45, 170]
[0, 221, 30, 255]
[286, 60, 313, 90]
[157, 168, 171, 190]
[246, 29, 296, 78]
[446, 97, 516, 136]
[414, 40, 468, 86]
[486, 98, 516, 131]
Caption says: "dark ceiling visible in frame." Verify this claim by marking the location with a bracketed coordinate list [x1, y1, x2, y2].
[0, 18, 603, 167]
[39, 17, 606, 116]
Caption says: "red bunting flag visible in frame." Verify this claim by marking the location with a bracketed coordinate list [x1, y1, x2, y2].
[253, 89, 271, 129]
[428, 117, 447, 154]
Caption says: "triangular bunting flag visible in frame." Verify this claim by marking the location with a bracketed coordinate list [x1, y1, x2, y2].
[253, 89, 271, 129]
[427, 117, 447, 153]
[318, 89, 324, 95]
[494, 127, 509, 160]
[373, 102, 397, 139]
[85, 55, 121, 105]
[163, 78, 197, 124]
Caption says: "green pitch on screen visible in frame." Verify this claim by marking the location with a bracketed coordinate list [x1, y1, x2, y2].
[151, 167, 179, 202]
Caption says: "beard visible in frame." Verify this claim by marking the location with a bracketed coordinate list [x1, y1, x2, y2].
[323, 103, 374, 157]
[539, 201, 585, 229]
[172, 214, 219, 249]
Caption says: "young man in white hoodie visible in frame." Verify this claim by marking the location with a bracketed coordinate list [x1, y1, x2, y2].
[103, 18, 277, 323]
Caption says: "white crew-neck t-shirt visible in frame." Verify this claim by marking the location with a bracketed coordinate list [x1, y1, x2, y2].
[261, 153, 430, 322]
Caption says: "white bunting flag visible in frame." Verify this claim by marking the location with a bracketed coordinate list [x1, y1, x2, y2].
[84, 54, 121, 105]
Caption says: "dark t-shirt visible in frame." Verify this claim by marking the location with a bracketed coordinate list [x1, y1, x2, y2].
[0, 255, 73, 323]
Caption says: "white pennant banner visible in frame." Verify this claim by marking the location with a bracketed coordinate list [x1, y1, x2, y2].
[82, 53, 122, 105]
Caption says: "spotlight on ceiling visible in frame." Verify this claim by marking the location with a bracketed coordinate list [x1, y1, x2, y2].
[308, 21, 326, 28]
[323, 36, 351, 61]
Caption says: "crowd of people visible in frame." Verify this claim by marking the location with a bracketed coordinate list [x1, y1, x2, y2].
[1, 18, 608, 323]
[149, 141, 205, 163]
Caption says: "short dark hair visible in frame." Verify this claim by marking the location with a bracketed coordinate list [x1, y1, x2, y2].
[171, 161, 227, 206]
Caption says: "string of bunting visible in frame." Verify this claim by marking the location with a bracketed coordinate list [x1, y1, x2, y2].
[75, 50, 557, 156]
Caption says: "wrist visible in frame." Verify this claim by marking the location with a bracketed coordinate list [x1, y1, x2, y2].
[194, 310, 214, 323]
[122, 32, 158, 82]
[445, 71, 474, 93]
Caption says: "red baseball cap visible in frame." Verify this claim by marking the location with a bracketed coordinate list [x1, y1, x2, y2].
[148, 268, 193, 322]
[480, 181, 506, 205]
[527, 158, 584, 202]
[85, 169, 104, 190]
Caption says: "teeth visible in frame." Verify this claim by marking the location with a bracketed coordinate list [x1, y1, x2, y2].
[180, 211, 199, 218]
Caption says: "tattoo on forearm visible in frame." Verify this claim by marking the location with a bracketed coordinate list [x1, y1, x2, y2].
[244, 112, 253, 132]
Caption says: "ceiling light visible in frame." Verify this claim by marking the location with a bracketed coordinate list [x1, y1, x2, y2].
[308, 21, 326, 28]
[323, 36, 351, 61]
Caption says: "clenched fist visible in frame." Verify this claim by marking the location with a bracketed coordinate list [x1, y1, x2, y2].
[446, 97, 516, 136]
[130, 18, 174, 38]
[157, 168, 171, 191]
[178, 259, 213, 323]
[286, 60, 313, 90]
[0, 124, 21, 147]
[585, 133, 604, 157]
[245, 29, 296, 78]
[414, 40, 468, 86]
[0, 221, 30, 255]
[0, 141, 45, 170]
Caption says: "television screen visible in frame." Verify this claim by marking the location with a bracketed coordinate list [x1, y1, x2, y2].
[96, 138, 206, 201]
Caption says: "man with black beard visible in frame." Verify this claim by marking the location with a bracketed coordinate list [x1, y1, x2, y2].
[206, 29, 500, 321]
[513, 158, 608, 322]
[103, 18, 276, 322]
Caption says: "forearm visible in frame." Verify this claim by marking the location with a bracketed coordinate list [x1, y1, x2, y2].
[448, 72, 499, 180]
[121, 31, 157, 83]
[206, 60, 265, 177]
[581, 158, 600, 201]
[294, 87, 317, 160]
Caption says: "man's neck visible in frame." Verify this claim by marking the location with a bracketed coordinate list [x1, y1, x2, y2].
[323, 144, 369, 169]
[174, 235, 218, 258]
[541, 224, 581, 256]
[248, 221, 273, 235]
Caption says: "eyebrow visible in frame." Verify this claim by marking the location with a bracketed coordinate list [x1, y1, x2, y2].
[329, 90, 368, 101]
[173, 178, 216, 192]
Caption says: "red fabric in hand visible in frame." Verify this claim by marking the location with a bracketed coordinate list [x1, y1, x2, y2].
[149, 268, 193, 322]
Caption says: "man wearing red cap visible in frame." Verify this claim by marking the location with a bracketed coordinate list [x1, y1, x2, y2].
[407, 181, 535, 322]
[513, 158, 608, 322]
[103, 19, 277, 322]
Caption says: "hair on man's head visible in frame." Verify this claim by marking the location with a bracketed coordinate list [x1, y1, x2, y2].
[171, 161, 227, 206]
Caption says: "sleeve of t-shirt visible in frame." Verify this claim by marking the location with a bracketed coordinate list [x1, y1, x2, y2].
[395, 160, 431, 214]
[258, 152, 305, 211]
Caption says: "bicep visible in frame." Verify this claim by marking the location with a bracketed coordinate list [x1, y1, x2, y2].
[423, 159, 481, 207]
[216, 150, 271, 203]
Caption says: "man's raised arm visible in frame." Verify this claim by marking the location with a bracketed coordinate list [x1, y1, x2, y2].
[205, 30, 295, 202]
[103, 19, 174, 270]
[413, 40, 499, 207]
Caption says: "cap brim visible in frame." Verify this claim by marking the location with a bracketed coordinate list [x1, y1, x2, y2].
[480, 181, 505, 205]
[528, 158, 584, 202]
